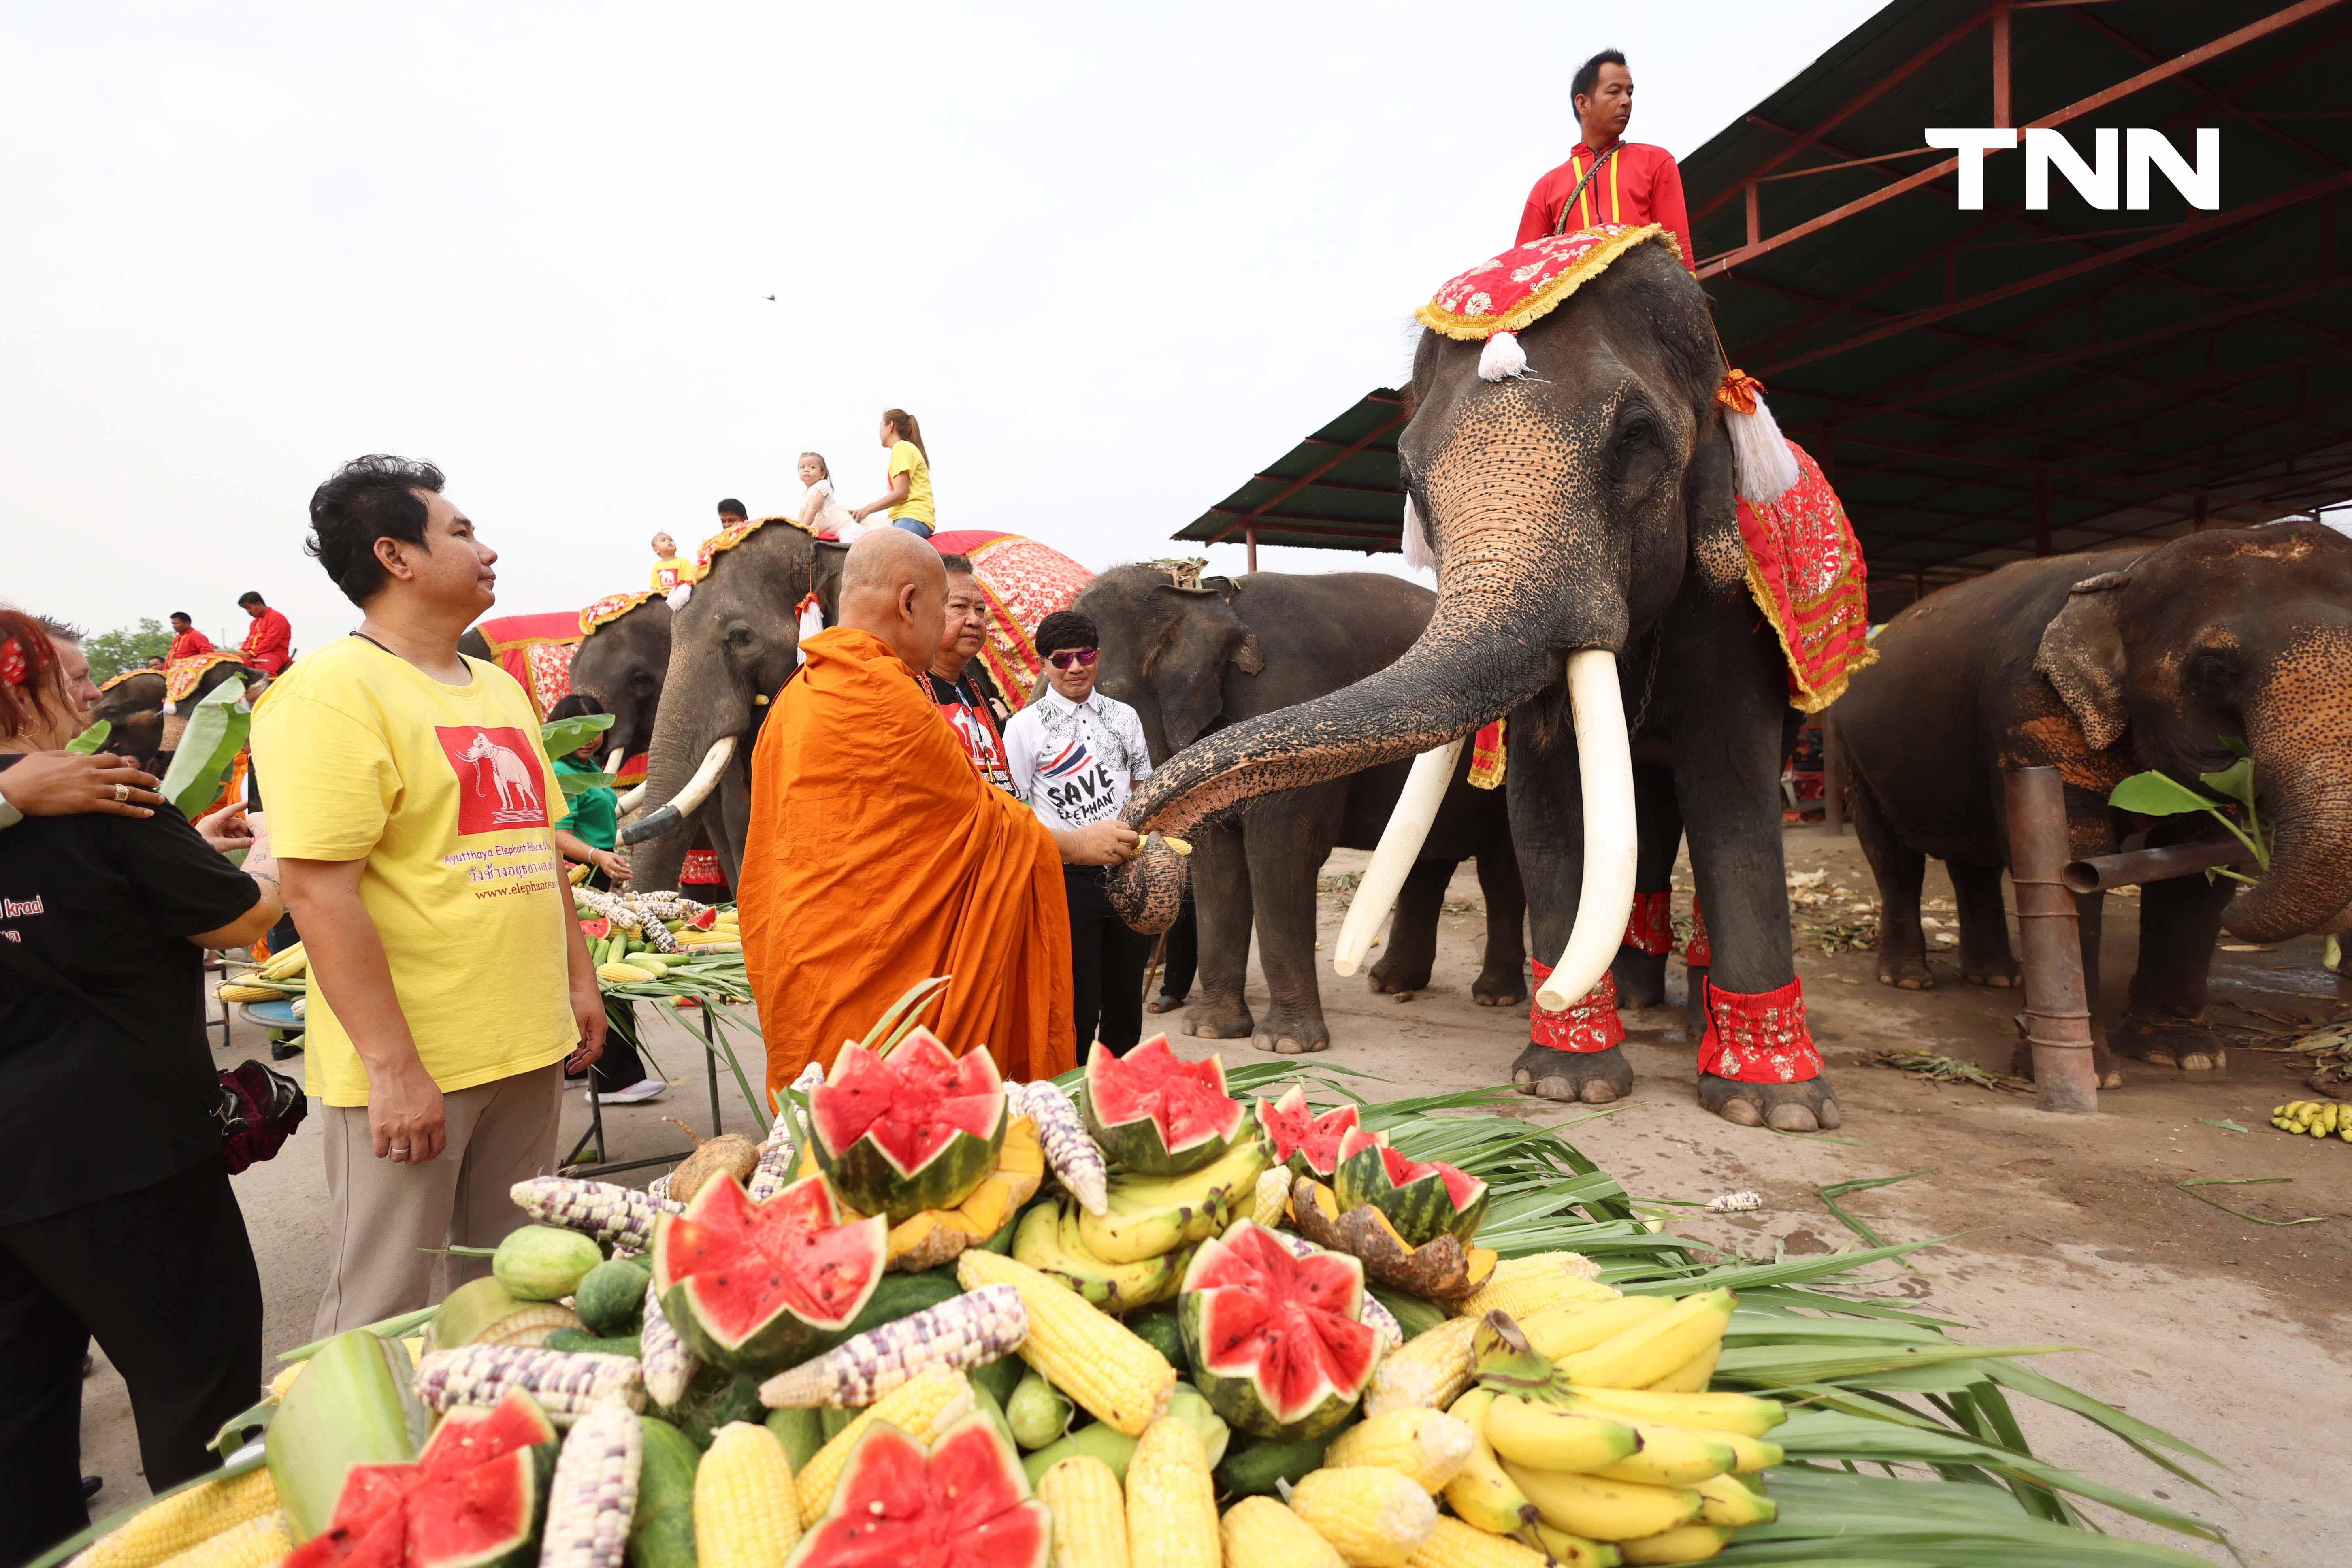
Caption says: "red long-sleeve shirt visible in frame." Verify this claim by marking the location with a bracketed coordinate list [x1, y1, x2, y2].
[239, 607, 292, 674]
[1516, 139, 1695, 270]
[168, 628, 214, 663]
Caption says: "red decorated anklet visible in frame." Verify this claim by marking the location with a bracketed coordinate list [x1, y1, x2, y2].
[1621, 890, 1674, 956]
[1529, 962, 1624, 1054]
[1682, 895, 1712, 969]
[1696, 976, 1821, 1084]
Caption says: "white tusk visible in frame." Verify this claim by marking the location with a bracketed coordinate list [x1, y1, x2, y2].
[618, 734, 737, 846]
[669, 734, 737, 818]
[616, 782, 647, 814]
[1534, 649, 1638, 1012]
[1333, 741, 1464, 978]
[603, 738, 629, 770]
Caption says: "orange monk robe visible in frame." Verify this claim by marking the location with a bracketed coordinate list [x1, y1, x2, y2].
[739, 626, 1076, 1101]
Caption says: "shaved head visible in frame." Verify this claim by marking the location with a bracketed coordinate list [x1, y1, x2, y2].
[839, 526, 948, 672]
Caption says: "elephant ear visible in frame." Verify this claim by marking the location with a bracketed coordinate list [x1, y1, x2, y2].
[1685, 410, 1745, 596]
[2035, 571, 2132, 750]
[1145, 585, 1261, 752]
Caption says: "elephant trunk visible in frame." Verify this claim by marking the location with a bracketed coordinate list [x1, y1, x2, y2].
[2222, 744, 2352, 944]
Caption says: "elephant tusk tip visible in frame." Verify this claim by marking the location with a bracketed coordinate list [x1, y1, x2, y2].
[1534, 982, 1573, 1011]
[1332, 957, 1359, 978]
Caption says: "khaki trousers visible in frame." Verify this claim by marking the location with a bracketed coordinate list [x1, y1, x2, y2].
[311, 1063, 564, 1337]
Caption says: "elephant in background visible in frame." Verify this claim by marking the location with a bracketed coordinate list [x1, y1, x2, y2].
[1078, 566, 1525, 1055]
[89, 662, 264, 771]
[566, 596, 673, 776]
[625, 522, 848, 891]
[1829, 522, 2352, 1080]
[1111, 238, 1838, 1128]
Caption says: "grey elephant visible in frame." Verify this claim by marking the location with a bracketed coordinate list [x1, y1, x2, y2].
[1076, 565, 1525, 1054]
[89, 662, 263, 771]
[566, 596, 673, 777]
[1110, 236, 1843, 1129]
[624, 522, 848, 891]
[1830, 521, 2352, 1082]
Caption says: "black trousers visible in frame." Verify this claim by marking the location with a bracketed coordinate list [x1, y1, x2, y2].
[1155, 892, 1197, 1003]
[1, 1158, 264, 1563]
[1066, 865, 1152, 1055]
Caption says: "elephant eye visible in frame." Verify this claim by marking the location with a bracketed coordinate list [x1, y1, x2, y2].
[2186, 650, 2239, 701]
[725, 626, 754, 648]
[1607, 413, 1658, 479]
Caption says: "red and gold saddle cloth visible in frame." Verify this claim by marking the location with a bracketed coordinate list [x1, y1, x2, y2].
[580, 589, 659, 637]
[164, 650, 249, 703]
[471, 611, 580, 718]
[927, 530, 1096, 706]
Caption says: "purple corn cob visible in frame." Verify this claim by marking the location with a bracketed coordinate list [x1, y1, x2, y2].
[757, 1285, 1027, 1408]
[639, 1278, 697, 1408]
[746, 1062, 825, 1202]
[538, 1402, 641, 1568]
[511, 1176, 682, 1251]
[1014, 1081, 1108, 1216]
[414, 1346, 643, 1425]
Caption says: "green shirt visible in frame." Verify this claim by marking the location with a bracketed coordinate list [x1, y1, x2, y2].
[553, 755, 618, 850]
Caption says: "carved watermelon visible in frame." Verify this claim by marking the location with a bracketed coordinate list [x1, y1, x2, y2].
[786, 1410, 1049, 1568]
[1180, 1220, 1379, 1441]
[1083, 1037, 1247, 1176]
[578, 918, 612, 942]
[1253, 1087, 1375, 1178]
[1330, 1128, 1489, 1247]
[651, 1172, 887, 1372]
[811, 1027, 1007, 1222]
[281, 1389, 557, 1568]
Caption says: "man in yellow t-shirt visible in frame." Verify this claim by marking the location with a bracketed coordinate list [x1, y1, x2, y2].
[251, 455, 605, 1335]
[850, 408, 935, 538]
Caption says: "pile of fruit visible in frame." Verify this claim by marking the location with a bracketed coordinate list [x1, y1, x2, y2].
[217, 943, 310, 1006]
[2269, 1098, 2350, 1140]
[60, 995, 2230, 1568]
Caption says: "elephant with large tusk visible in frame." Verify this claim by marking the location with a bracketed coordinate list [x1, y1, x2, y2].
[1830, 521, 2352, 1081]
[1111, 234, 1837, 1131]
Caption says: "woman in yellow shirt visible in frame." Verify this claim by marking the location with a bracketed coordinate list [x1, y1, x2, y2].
[850, 408, 935, 538]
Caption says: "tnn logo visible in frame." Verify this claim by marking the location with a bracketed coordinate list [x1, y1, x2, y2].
[1924, 128, 2218, 211]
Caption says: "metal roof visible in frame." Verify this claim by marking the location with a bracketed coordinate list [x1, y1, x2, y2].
[1176, 0, 2352, 611]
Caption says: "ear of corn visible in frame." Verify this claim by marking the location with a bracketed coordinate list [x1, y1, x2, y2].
[639, 1278, 698, 1408]
[1251, 1167, 1292, 1229]
[1016, 1082, 1110, 1216]
[1221, 1496, 1345, 1568]
[693, 1421, 799, 1568]
[1323, 1408, 1476, 1492]
[1455, 1255, 1615, 1321]
[1404, 1517, 1553, 1568]
[757, 1285, 1026, 1408]
[539, 1402, 642, 1568]
[411, 1345, 643, 1424]
[957, 1251, 1174, 1437]
[78, 1464, 280, 1568]
[510, 1176, 683, 1250]
[1038, 1455, 1131, 1568]
[1125, 1417, 1219, 1568]
[1366, 1314, 1481, 1416]
[792, 1368, 974, 1524]
[1288, 1466, 1438, 1568]
[150, 1510, 291, 1568]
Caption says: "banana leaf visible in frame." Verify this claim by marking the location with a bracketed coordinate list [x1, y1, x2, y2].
[1716, 1468, 2217, 1564]
[540, 709, 614, 761]
[66, 719, 111, 754]
[158, 676, 246, 818]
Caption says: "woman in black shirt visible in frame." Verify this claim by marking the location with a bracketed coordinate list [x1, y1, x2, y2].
[0, 611, 283, 1559]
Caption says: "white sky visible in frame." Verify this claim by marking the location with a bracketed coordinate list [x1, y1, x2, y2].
[3, 1, 1888, 652]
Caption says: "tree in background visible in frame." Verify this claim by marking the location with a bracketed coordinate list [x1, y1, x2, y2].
[85, 617, 175, 682]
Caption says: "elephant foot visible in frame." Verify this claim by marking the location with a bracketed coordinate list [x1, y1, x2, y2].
[1511, 1044, 1632, 1104]
[1877, 952, 1935, 990]
[2109, 1012, 2228, 1074]
[2010, 1037, 2126, 1090]
[1611, 948, 1670, 1011]
[1366, 955, 1435, 996]
[1472, 966, 1529, 1008]
[1698, 1074, 1842, 1132]
[1962, 959, 2020, 989]
[1253, 1009, 1331, 1056]
[1185, 1001, 1254, 1042]
[1253, 1031, 1330, 1055]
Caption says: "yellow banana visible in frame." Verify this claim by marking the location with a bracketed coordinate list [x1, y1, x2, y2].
[1519, 1297, 1673, 1362]
[1502, 1461, 1703, 1543]
[1691, 1474, 1775, 1527]
[1528, 1524, 1624, 1568]
[1697, 1430, 1781, 1474]
[1588, 1426, 1737, 1487]
[1550, 1389, 1784, 1440]
[1441, 1391, 1538, 1534]
[1641, 1345, 1719, 1394]
[1482, 1395, 1640, 1474]
[1616, 1524, 1732, 1564]
[1559, 1291, 1734, 1391]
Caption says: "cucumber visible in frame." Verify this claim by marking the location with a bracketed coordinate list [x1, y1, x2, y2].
[1020, 1421, 1139, 1488]
[1006, 1372, 1073, 1449]
[1366, 1282, 1451, 1341]
[819, 1404, 860, 1441]
[1125, 1307, 1186, 1371]
[1213, 1415, 1355, 1499]
[968, 1381, 1022, 1453]
[574, 1258, 652, 1336]
[765, 1406, 825, 1471]
[542, 1328, 641, 1358]
[626, 1416, 698, 1568]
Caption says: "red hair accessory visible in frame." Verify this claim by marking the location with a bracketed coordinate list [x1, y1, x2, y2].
[0, 637, 25, 686]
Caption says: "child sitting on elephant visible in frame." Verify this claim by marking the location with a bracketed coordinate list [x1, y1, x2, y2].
[794, 451, 861, 541]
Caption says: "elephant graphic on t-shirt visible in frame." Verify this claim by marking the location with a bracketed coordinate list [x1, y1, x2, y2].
[457, 730, 541, 814]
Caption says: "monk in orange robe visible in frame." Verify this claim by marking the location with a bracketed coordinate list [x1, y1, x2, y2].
[739, 528, 1096, 1099]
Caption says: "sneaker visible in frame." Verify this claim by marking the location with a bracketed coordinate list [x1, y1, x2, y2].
[597, 1078, 669, 1106]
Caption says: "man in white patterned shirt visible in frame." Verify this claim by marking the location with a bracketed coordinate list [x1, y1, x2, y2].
[1003, 609, 1156, 1056]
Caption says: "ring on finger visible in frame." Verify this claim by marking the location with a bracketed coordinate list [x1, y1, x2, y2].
[113, 783, 130, 802]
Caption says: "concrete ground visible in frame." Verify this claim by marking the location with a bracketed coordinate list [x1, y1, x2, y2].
[79, 824, 2350, 1566]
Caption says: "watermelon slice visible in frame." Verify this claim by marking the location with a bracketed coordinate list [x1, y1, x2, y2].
[1179, 1220, 1378, 1441]
[1253, 1087, 1375, 1178]
[1082, 1037, 1247, 1176]
[1330, 1127, 1489, 1247]
[578, 918, 612, 941]
[281, 1389, 557, 1568]
[787, 1411, 1049, 1568]
[652, 1172, 888, 1372]
[811, 1027, 1008, 1222]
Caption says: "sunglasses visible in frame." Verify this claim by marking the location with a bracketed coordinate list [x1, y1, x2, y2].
[1046, 648, 1100, 670]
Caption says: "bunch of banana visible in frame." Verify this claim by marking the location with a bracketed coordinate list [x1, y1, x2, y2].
[2272, 1100, 2351, 1141]
[1440, 1291, 1779, 1565]
[1010, 1139, 1267, 1307]
[256, 942, 308, 983]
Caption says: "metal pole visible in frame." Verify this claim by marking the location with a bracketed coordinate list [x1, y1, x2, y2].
[2005, 766, 2099, 1114]
[2063, 840, 2250, 894]
[1245, 524, 1259, 575]
[703, 1005, 724, 1136]
[1821, 722, 1845, 836]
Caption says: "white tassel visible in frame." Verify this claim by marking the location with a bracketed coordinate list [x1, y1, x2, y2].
[1726, 394, 1801, 505]
[794, 597, 826, 665]
[1401, 494, 1437, 575]
[1477, 330, 1528, 381]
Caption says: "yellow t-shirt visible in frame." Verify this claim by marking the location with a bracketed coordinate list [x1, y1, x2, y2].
[249, 637, 577, 1106]
[887, 440, 935, 527]
[651, 557, 697, 592]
